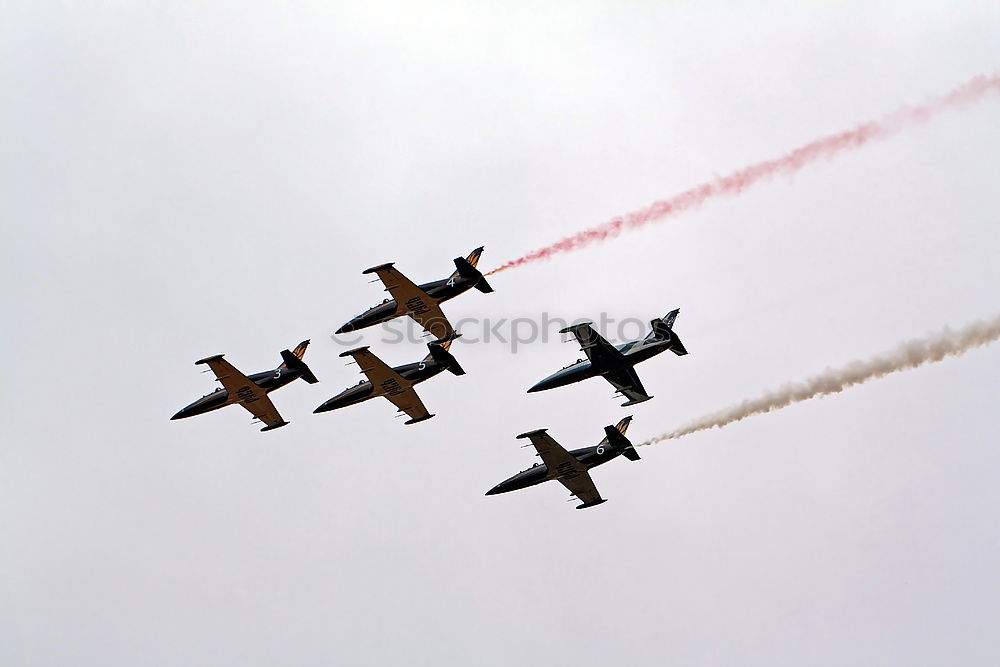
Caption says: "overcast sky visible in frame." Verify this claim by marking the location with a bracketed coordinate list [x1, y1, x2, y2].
[3, 2, 1000, 665]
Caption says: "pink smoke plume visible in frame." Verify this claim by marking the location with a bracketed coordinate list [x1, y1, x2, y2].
[487, 73, 1000, 276]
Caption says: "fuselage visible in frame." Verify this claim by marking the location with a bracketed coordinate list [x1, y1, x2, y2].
[336, 275, 478, 334]
[313, 356, 450, 413]
[486, 441, 625, 495]
[171, 366, 303, 420]
[528, 336, 672, 393]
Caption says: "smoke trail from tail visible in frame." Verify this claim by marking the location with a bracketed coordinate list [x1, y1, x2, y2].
[487, 73, 1000, 276]
[640, 314, 1000, 446]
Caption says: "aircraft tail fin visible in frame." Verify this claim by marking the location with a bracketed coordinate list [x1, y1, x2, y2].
[646, 308, 688, 356]
[280, 340, 319, 384]
[613, 415, 633, 435]
[451, 247, 494, 293]
[459, 246, 484, 270]
[289, 340, 309, 359]
[426, 334, 466, 376]
[603, 422, 640, 462]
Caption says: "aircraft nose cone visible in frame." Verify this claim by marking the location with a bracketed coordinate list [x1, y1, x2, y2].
[171, 406, 191, 420]
[314, 393, 353, 413]
[485, 480, 512, 496]
[335, 323, 352, 335]
[527, 376, 555, 393]
[313, 400, 335, 414]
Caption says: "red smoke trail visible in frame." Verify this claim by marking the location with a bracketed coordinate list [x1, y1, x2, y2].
[487, 73, 1000, 276]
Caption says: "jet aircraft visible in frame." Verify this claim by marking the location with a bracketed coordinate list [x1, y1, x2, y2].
[528, 309, 688, 406]
[315, 336, 465, 425]
[486, 417, 640, 509]
[336, 247, 493, 341]
[171, 340, 318, 431]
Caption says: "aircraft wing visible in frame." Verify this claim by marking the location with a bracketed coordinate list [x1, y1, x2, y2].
[562, 323, 625, 365]
[383, 387, 432, 424]
[603, 366, 652, 406]
[196, 355, 287, 430]
[363, 263, 455, 340]
[341, 347, 434, 424]
[516, 429, 603, 506]
[557, 471, 604, 508]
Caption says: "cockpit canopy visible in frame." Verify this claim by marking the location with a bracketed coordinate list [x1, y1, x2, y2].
[362, 298, 392, 314]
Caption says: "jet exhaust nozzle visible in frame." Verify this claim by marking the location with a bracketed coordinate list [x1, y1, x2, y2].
[280, 348, 319, 384]
[649, 308, 688, 356]
[427, 338, 466, 376]
[453, 256, 494, 294]
[603, 424, 641, 461]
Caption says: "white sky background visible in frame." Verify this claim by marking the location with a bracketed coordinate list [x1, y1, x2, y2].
[3, 2, 1000, 665]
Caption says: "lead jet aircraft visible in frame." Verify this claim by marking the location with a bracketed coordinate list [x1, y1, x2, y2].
[171, 340, 319, 432]
[314, 336, 465, 425]
[486, 417, 640, 509]
[335, 247, 493, 341]
[528, 309, 688, 406]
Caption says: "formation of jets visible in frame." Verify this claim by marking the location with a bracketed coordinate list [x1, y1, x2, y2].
[171, 247, 688, 509]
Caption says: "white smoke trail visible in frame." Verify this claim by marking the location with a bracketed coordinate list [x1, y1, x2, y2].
[641, 314, 1000, 445]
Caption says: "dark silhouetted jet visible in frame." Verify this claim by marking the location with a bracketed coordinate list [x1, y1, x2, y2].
[486, 417, 639, 509]
[314, 336, 464, 425]
[335, 247, 493, 341]
[528, 309, 688, 406]
[171, 340, 318, 432]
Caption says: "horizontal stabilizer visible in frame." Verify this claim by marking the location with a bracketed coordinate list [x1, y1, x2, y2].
[621, 448, 641, 462]
[453, 256, 494, 293]
[427, 340, 465, 376]
[280, 348, 319, 384]
[648, 308, 687, 356]
[603, 424, 640, 461]
[670, 333, 688, 356]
